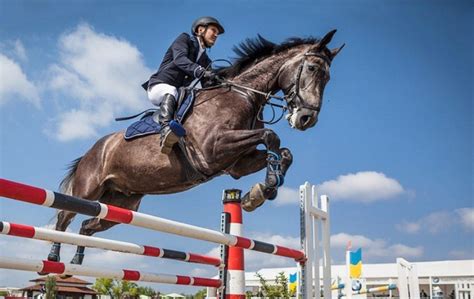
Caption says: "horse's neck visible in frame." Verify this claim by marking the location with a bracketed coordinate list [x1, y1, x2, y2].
[233, 57, 285, 93]
[233, 52, 291, 96]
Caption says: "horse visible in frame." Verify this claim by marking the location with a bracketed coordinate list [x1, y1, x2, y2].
[47, 30, 344, 265]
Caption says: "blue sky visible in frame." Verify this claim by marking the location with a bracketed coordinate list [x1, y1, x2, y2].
[0, 0, 472, 295]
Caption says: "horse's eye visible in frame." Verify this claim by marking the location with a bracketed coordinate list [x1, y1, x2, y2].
[307, 65, 316, 72]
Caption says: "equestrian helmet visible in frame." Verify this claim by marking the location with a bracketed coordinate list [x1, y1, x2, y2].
[192, 16, 225, 35]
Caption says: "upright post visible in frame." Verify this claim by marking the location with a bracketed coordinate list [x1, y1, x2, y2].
[300, 182, 331, 299]
[222, 189, 245, 299]
[396, 258, 420, 299]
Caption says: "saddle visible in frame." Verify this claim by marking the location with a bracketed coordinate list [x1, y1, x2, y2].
[122, 87, 196, 140]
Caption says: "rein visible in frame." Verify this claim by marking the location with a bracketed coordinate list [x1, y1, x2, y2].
[201, 51, 331, 124]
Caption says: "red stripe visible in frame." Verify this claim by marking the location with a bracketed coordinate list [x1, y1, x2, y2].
[227, 247, 244, 270]
[176, 275, 192, 285]
[275, 246, 305, 261]
[123, 270, 140, 280]
[8, 223, 35, 238]
[188, 253, 221, 266]
[223, 202, 242, 223]
[193, 277, 222, 288]
[104, 205, 133, 224]
[234, 236, 252, 249]
[42, 260, 65, 274]
[226, 295, 246, 299]
[143, 246, 161, 257]
[0, 179, 47, 205]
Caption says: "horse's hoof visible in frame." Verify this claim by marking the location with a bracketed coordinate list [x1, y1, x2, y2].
[242, 183, 266, 212]
[265, 187, 278, 201]
[37, 271, 49, 276]
[70, 254, 84, 265]
[60, 274, 73, 279]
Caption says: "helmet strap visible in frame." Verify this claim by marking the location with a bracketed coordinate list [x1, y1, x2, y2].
[197, 26, 212, 49]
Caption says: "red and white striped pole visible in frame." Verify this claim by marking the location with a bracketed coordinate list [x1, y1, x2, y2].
[222, 189, 245, 299]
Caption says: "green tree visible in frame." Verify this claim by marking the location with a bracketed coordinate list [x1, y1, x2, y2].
[255, 271, 291, 298]
[93, 278, 115, 297]
[194, 288, 207, 299]
[137, 286, 158, 296]
[44, 275, 57, 299]
[93, 278, 151, 298]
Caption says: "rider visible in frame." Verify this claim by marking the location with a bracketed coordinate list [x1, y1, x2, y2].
[142, 16, 225, 154]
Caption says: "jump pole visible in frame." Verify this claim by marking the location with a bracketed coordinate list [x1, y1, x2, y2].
[0, 256, 221, 288]
[0, 221, 222, 267]
[0, 178, 305, 262]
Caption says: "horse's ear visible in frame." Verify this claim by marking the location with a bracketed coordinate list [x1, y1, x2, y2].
[318, 29, 337, 50]
[330, 43, 345, 60]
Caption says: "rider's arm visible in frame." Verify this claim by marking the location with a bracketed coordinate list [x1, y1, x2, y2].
[171, 33, 205, 79]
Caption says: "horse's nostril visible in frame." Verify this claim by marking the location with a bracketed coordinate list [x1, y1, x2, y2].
[301, 115, 311, 126]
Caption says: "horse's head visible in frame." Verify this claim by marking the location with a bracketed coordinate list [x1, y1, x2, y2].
[279, 30, 344, 130]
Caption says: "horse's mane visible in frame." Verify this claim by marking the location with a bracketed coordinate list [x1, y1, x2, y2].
[217, 35, 321, 78]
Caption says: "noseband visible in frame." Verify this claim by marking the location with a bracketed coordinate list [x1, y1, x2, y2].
[285, 51, 331, 113]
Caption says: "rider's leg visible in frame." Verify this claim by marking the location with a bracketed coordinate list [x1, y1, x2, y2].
[158, 94, 179, 153]
[147, 84, 179, 154]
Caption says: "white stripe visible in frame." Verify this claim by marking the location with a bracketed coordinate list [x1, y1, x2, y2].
[229, 223, 242, 236]
[98, 203, 108, 218]
[226, 269, 245, 295]
[272, 247, 278, 254]
[0, 256, 44, 273]
[184, 253, 190, 262]
[189, 277, 195, 285]
[44, 190, 55, 207]
[1, 222, 11, 234]
[130, 212, 235, 246]
[249, 240, 255, 250]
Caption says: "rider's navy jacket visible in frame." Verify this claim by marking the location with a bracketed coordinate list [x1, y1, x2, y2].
[142, 33, 212, 90]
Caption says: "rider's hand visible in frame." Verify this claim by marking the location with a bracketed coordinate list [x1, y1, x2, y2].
[203, 70, 220, 81]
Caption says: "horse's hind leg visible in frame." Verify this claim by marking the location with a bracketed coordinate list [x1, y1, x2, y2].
[47, 173, 105, 262]
[70, 192, 143, 265]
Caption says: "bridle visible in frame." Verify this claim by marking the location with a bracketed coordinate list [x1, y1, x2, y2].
[285, 51, 331, 113]
[199, 51, 332, 124]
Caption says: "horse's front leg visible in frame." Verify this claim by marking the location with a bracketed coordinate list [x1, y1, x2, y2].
[211, 128, 293, 211]
[229, 148, 293, 212]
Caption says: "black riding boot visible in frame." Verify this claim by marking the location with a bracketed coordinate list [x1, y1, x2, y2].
[158, 93, 179, 154]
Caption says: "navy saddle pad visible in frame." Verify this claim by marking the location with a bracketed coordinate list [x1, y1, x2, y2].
[124, 90, 195, 140]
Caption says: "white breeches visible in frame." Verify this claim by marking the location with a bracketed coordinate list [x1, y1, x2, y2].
[147, 83, 178, 106]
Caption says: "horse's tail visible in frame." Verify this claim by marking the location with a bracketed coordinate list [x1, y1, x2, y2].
[59, 157, 83, 195]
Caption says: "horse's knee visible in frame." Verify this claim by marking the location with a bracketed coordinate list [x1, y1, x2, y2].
[262, 129, 280, 150]
[79, 218, 119, 236]
[56, 211, 76, 231]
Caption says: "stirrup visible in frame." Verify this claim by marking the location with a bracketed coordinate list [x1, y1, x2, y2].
[160, 129, 179, 154]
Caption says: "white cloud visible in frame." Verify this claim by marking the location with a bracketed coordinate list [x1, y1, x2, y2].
[13, 40, 27, 61]
[317, 171, 405, 203]
[0, 53, 40, 106]
[46, 23, 151, 141]
[331, 232, 423, 260]
[456, 208, 474, 232]
[273, 186, 299, 206]
[397, 209, 472, 235]
[395, 221, 421, 234]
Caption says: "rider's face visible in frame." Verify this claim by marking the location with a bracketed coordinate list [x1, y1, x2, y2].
[197, 25, 220, 47]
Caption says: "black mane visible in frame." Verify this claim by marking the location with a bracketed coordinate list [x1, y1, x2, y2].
[217, 35, 321, 78]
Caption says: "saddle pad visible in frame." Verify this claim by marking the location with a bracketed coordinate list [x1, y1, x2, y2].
[124, 90, 195, 140]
